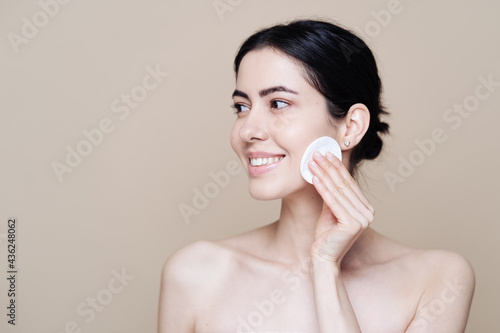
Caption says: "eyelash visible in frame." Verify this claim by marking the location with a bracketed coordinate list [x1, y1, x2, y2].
[231, 100, 289, 114]
[230, 103, 246, 115]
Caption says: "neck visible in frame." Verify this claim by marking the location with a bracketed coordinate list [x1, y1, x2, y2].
[267, 185, 374, 270]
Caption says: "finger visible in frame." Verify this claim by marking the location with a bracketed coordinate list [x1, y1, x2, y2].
[312, 175, 363, 233]
[311, 153, 372, 225]
[314, 154, 373, 226]
[325, 152, 375, 217]
[309, 159, 369, 227]
[310, 158, 345, 197]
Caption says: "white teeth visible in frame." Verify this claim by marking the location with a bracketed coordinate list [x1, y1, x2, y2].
[250, 156, 283, 167]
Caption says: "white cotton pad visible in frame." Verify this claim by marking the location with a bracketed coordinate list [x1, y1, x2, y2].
[300, 136, 342, 184]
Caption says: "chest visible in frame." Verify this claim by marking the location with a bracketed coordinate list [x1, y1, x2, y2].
[194, 267, 417, 333]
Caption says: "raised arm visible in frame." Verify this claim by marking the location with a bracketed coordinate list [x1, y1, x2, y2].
[307, 151, 375, 332]
[311, 260, 362, 332]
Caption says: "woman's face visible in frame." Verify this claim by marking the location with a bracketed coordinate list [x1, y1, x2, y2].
[230, 47, 341, 200]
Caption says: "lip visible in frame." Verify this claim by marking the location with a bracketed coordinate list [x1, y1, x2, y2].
[247, 151, 285, 158]
[246, 151, 285, 177]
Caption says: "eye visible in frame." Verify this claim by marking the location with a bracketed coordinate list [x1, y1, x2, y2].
[231, 103, 250, 114]
[270, 100, 289, 110]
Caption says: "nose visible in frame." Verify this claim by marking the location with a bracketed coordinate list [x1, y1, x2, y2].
[238, 106, 269, 142]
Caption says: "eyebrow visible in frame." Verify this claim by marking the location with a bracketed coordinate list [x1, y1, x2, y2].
[232, 85, 298, 99]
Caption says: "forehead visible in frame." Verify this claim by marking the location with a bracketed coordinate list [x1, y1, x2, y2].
[236, 48, 310, 92]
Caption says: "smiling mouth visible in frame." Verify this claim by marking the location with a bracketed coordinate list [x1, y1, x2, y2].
[249, 155, 285, 167]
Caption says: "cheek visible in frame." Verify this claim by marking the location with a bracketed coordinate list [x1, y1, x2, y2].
[271, 115, 311, 148]
[273, 121, 330, 167]
[272, 129, 305, 167]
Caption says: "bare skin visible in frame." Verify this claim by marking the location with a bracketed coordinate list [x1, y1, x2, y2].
[158, 48, 475, 332]
[160, 226, 473, 332]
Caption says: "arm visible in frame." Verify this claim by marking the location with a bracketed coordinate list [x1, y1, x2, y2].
[311, 260, 362, 332]
[308, 151, 375, 332]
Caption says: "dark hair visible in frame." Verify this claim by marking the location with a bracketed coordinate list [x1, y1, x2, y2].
[234, 19, 390, 178]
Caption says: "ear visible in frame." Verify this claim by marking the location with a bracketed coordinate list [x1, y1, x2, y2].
[337, 103, 370, 151]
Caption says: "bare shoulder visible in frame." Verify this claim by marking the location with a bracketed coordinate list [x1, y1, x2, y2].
[355, 232, 476, 331]
[162, 222, 271, 278]
[371, 232, 475, 315]
[387, 242, 476, 331]
[158, 239, 239, 330]
[161, 239, 235, 288]
[395, 240, 475, 289]
[414, 247, 475, 277]
[363, 231, 475, 303]
[411, 247, 475, 299]
[370, 231, 474, 279]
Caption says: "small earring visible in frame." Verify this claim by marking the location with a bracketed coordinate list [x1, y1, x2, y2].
[344, 140, 350, 147]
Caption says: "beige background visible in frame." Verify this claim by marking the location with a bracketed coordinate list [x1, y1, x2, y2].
[1, 0, 498, 332]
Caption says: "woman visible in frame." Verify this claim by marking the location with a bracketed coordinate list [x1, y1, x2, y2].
[158, 19, 475, 332]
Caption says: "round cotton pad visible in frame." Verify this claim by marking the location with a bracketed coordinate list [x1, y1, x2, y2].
[300, 136, 342, 184]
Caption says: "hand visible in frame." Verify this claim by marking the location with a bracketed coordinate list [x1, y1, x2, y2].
[308, 151, 375, 266]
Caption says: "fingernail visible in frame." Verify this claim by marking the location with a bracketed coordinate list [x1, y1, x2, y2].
[314, 152, 324, 160]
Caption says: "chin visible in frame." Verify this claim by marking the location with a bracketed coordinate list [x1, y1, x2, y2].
[249, 192, 282, 201]
[247, 180, 285, 201]
[247, 177, 307, 201]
